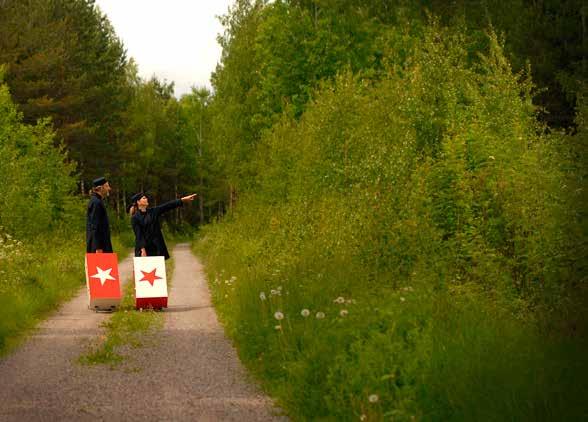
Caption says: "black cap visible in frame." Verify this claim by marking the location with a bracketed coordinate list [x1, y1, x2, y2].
[92, 177, 107, 187]
[130, 192, 146, 204]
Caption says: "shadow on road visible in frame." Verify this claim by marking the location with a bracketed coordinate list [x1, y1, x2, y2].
[164, 305, 212, 313]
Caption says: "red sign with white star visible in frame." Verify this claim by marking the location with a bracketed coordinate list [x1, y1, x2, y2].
[85, 253, 122, 310]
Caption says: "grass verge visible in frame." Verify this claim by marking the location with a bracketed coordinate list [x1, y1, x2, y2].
[194, 220, 588, 421]
[0, 233, 125, 357]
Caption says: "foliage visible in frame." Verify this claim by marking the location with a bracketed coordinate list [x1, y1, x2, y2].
[0, 78, 78, 238]
[209, 0, 587, 199]
[177, 88, 226, 224]
[196, 22, 588, 420]
[0, 0, 129, 181]
[0, 231, 84, 355]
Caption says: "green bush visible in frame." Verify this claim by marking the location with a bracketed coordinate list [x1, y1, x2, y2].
[195, 24, 587, 420]
[0, 78, 77, 239]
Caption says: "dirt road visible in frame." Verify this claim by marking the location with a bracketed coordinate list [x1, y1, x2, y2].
[0, 244, 285, 421]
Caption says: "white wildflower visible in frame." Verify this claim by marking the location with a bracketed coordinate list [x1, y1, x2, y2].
[360, 415, 367, 421]
[259, 292, 267, 301]
[301, 309, 310, 317]
[275, 325, 282, 330]
[274, 311, 284, 320]
[368, 394, 379, 403]
[340, 309, 348, 317]
[334, 296, 345, 304]
[316, 312, 325, 319]
[400, 297, 406, 302]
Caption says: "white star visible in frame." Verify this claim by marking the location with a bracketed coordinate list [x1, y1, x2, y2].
[90, 267, 116, 286]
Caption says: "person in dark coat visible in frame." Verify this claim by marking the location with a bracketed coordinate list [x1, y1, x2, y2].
[86, 177, 113, 253]
[130, 192, 197, 260]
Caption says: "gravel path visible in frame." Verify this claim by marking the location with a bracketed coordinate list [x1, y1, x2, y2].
[0, 244, 286, 421]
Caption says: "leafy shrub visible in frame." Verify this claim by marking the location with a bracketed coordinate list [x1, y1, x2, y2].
[0, 77, 77, 239]
[195, 24, 587, 420]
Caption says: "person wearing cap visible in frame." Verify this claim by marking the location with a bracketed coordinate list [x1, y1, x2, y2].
[86, 177, 113, 253]
[129, 192, 197, 260]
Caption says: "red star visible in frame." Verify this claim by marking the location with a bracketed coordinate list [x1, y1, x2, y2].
[139, 268, 162, 286]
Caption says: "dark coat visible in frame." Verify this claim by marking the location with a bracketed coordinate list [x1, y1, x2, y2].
[131, 199, 183, 260]
[86, 192, 113, 253]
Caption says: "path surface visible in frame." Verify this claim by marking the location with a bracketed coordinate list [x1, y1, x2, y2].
[0, 244, 285, 421]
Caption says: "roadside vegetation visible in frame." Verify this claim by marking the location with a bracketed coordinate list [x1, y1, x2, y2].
[195, 2, 587, 420]
[1, 1, 586, 419]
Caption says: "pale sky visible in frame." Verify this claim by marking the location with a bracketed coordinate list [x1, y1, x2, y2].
[95, 0, 234, 98]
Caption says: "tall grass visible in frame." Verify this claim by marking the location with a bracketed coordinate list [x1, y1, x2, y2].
[0, 231, 83, 354]
[195, 202, 587, 421]
[193, 26, 587, 421]
[0, 229, 133, 356]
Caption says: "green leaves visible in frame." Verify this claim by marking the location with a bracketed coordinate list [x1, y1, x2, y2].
[0, 82, 77, 238]
[0, 0, 128, 181]
[197, 11, 588, 419]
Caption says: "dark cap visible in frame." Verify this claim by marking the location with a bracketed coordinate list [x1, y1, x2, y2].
[130, 192, 146, 204]
[92, 177, 107, 187]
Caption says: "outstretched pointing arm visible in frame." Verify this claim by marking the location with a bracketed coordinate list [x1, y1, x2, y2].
[153, 194, 198, 217]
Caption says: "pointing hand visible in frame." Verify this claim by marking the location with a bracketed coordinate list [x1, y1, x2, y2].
[181, 193, 197, 202]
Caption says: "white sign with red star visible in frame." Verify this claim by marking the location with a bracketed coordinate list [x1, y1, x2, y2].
[85, 253, 121, 311]
[133, 256, 168, 309]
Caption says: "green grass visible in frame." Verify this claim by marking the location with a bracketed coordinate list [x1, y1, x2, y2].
[0, 234, 86, 356]
[79, 256, 175, 367]
[193, 218, 588, 422]
[0, 232, 135, 358]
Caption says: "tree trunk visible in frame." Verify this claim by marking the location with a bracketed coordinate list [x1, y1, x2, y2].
[228, 185, 232, 213]
[199, 192, 204, 225]
[229, 185, 238, 212]
[582, 6, 586, 74]
[199, 107, 204, 225]
[175, 183, 180, 224]
[116, 189, 120, 217]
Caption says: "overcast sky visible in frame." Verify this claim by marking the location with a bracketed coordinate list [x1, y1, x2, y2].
[95, 0, 234, 98]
